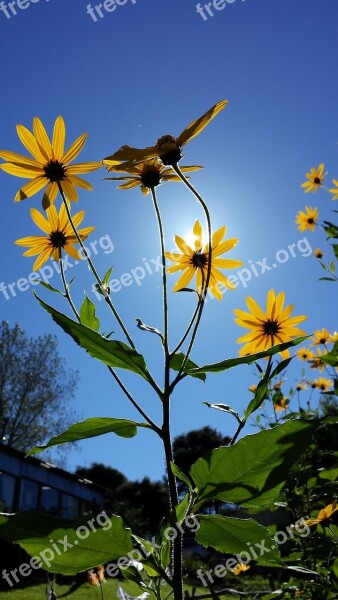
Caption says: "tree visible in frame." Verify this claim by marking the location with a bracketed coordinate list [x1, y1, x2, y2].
[0, 320, 78, 453]
[75, 462, 169, 537]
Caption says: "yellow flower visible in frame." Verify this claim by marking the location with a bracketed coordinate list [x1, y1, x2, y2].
[103, 158, 202, 195]
[15, 203, 95, 271]
[234, 290, 307, 359]
[305, 502, 338, 527]
[301, 163, 326, 193]
[330, 331, 338, 343]
[273, 380, 284, 390]
[296, 347, 316, 361]
[103, 100, 228, 166]
[274, 396, 289, 411]
[0, 116, 101, 209]
[248, 385, 257, 393]
[309, 348, 327, 373]
[231, 563, 251, 576]
[296, 382, 308, 392]
[329, 179, 338, 200]
[313, 377, 333, 391]
[87, 565, 106, 586]
[165, 220, 242, 300]
[311, 328, 331, 346]
[295, 206, 319, 232]
[313, 248, 324, 259]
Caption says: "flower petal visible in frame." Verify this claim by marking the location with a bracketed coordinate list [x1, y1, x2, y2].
[52, 116, 66, 160]
[177, 100, 228, 147]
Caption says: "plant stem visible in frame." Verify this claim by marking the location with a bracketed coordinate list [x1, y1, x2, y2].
[57, 183, 135, 349]
[151, 187, 169, 351]
[60, 257, 80, 320]
[170, 165, 212, 384]
[162, 391, 183, 600]
[58, 251, 161, 434]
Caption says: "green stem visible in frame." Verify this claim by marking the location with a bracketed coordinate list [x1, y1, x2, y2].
[57, 183, 135, 349]
[58, 250, 161, 434]
[150, 187, 169, 351]
[171, 165, 212, 383]
[60, 256, 80, 320]
[162, 392, 183, 600]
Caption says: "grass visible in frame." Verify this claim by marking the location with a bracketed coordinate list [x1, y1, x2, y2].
[0, 578, 239, 600]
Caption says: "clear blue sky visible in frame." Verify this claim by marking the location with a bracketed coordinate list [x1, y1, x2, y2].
[0, 0, 337, 481]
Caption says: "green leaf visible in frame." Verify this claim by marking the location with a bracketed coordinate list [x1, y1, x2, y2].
[321, 342, 338, 367]
[190, 419, 317, 510]
[332, 244, 338, 260]
[80, 295, 100, 332]
[34, 294, 149, 380]
[170, 352, 206, 382]
[28, 417, 150, 455]
[186, 337, 308, 375]
[171, 462, 193, 491]
[0, 512, 132, 575]
[244, 380, 268, 420]
[39, 281, 64, 295]
[103, 267, 114, 287]
[175, 493, 190, 524]
[196, 515, 280, 562]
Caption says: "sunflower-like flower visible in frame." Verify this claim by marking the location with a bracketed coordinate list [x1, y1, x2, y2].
[305, 502, 338, 527]
[234, 290, 307, 359]
[231, 563, 251, 576]
[248, 384, 257, 393]
[295, 206, 319, 232]
[165, 220, 242, 300]
[103, 158, 202, 195]
[103, 100, 228, 166]
[273, 396, 289, 412]
[301, 163, 326, 193]
[296, 347, 316, 361]
[313, 248, 324, 259]
[296, 382, 308, 392]
[329, 179, 338, 200]
[311, 328, 330, 346]
[330, 331, 338, 343]
[15, 203, 95, 271]
[313, 377, 333, 391]
[0, 116, 101, 209]
[309, 347, 327, 372]
[87, 565, 106, 587]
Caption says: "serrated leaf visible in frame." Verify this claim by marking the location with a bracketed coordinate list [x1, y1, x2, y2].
[170, 352, 206, 382]
[0, 512, 132, 575]
[28, 417, 150, 455]
[190, 419, 317, 510]
[34, 294, 149, 380]
[80, 295, 100, 332]
[186, 337, 308, 375]
[196, 515, 280, 562]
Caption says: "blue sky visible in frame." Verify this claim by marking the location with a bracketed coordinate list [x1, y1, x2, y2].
[0, 0, 337, 481]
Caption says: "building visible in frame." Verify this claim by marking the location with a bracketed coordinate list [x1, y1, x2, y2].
[0, 443, 104, 519]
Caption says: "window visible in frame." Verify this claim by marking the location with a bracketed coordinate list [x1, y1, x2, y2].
[0, 472, 16, 512]
[40, 486, 59, 514]
[19, 479, 39, 511]
[61, 494, 79, 520]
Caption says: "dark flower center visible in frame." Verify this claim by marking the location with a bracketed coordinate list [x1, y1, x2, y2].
[314, 177, 321, 184]
[263, 319, 280, 336]
[319, 338, 326, 344]
[192, 252, 208, 269]
[307, 218, 315, 224]
[44, 160, 66, 182]
[140, 166, 162, 189]
[49, 230, 66, 248]
[156, 135, 182, 166]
